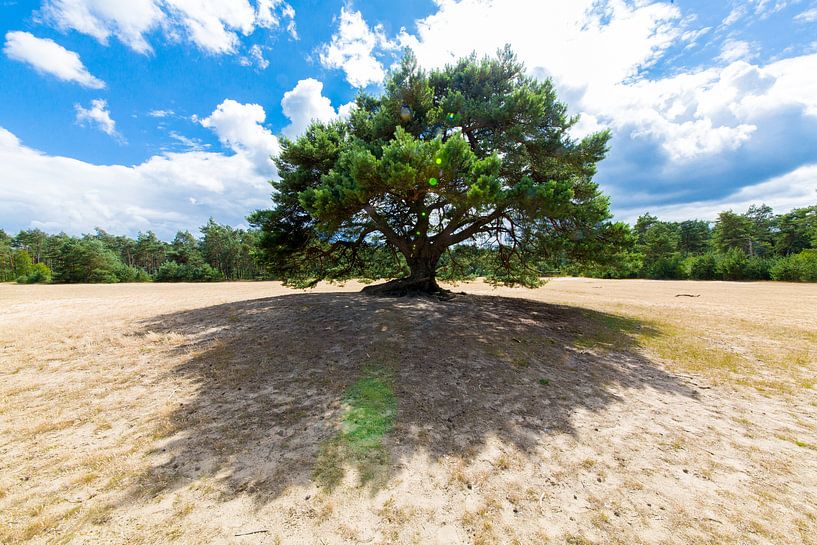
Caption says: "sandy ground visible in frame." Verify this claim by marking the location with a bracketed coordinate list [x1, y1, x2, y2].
[1, 278, 816, 544]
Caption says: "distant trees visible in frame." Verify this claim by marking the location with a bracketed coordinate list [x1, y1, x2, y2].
[2, 204, 815, 285]
[583, 203, 817, 281]
[1, 219, 267, 284]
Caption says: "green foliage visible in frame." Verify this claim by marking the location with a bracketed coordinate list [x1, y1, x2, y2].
[17, 262, 52, 284]
[52, 239, 122, 283]
[714, 248, 772, 281]
[775, 205, 817, 256]
[12, 249, 34, 278]
[684, 253, 718, 280]
[770, 250, 817, 282]
[256, 47, 616, 289]
[155, 261, 222, 282]
[114, 264, 152, 283]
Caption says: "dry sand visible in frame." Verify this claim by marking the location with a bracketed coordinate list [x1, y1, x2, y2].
[1, 278, 816, 544]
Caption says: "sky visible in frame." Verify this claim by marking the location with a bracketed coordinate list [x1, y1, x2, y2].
[1, 0, 816, 239]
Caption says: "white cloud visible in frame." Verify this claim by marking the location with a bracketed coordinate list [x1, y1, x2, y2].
[3, 30, 105, 88]
[75, 99, 120, 139]
[280, 78, 348, 139]
[199, 99, 280, 176]
[239, 43, 269, 69]
[39, 0, 163, 54]
[0, 125, 273, 237]
[38, 0, 297, 55]
[795, 7, 817, 22]
[148, 109, 174, 118]
[391, 0, 817, 207]
[398, 0, 681, 91]
[320, 7, 395, 87]
[717, 39, 757, 63]
[616, 163, 817, 223]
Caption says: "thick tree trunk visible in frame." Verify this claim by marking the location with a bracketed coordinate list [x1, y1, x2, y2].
[362, 250, 449, 297]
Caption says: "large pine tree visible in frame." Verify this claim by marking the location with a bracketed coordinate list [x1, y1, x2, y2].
[251, 47, 622, 294]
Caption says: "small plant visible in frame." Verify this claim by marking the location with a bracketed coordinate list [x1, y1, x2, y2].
[538, 378, 550, 386]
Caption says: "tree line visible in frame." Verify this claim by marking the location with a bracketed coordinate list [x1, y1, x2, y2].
[0, 219, 266, 284]
[569, 203, 817, 281]
[2, 204, 815, 285]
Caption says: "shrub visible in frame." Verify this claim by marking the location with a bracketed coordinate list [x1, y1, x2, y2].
[155, 261, 222, 282]
[716, 248, 748, 280]
[644, 254, 685, 279]
[770, 250, 817, 282]
[114, 264, 152, 283]
[88, 268, 119, 283]
[685, 253, 718, 280]
[16, 262, 52, 284]
[743, 256, 773, 280]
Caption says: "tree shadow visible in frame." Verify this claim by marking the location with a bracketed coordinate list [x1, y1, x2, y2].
[129, 292, 698, 505]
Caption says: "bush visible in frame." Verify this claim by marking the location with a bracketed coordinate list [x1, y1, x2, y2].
[685, 253, 718, 280]
[114, 264, 152, 283]
[88, 268, 119, 283]
[155, 261, 222, 282]
[16, 262, 52, 284]
[770, 250, 817, 282]
[743, 256, 773, 280]
[644, 254, 685, 279]
[715, 248, 748, 280]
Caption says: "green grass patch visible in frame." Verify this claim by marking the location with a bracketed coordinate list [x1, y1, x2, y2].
[573, 311, 655, 351]
[314, 364, 397, 491]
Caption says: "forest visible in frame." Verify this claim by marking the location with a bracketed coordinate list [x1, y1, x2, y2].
[2, 203, 815, 284]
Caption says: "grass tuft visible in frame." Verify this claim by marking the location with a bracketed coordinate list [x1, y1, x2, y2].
[314, 363, 396, 490]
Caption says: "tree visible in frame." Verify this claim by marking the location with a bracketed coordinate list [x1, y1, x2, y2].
[774, 205, 817, 256]
[677, 220, 711, 254]
[168, 230, 204, 266]
[744, 204, 775, 256]
[713, 211, 754, 255]
[52, 238, 123, 283]
[0, 229, 13, 282]
[253, 48, 616, 294]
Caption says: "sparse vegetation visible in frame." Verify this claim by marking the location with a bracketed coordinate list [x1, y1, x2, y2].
[1, 279, 815, 544]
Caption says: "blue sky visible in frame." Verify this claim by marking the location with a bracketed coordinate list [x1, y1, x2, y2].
[1, 0, 816, 238]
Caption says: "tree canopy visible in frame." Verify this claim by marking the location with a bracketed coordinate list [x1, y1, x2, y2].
[251, 47, 623, 294]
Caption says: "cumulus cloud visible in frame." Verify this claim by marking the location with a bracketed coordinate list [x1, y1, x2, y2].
[38, 0, 297, 55]
[615, 163, 817, 224]
[280, 78, 353, 139]
[0, 125, 272, 237]
[75, 99, 120, 139]
[0, 98, 291, 236]
[38, 0, 163, 54]
[199, 99, 280, 176]
[320, 7, 395, 87]
[385, 0, 817, 216]
[3, 30, 105, 88]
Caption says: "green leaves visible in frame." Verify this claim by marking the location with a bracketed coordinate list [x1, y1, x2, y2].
[257, 46, 617, 287]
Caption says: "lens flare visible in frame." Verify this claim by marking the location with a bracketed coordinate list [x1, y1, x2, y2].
[428, 177, 438, 186]
[435, 157, 442, 165]
[400, 105, 412, 121]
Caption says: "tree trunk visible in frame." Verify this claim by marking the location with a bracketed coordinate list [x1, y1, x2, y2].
[362, 249, 448, 297]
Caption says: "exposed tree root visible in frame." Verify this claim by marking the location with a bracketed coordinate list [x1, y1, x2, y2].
[360, 276, 455, 300]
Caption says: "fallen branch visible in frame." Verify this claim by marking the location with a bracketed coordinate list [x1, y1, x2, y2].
[235, 530, 269, 537]
[675, 294, 701, 298]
